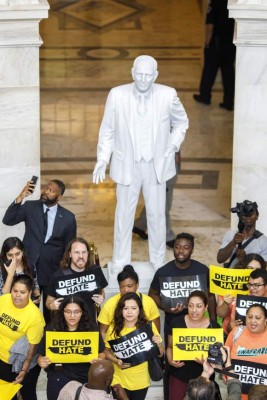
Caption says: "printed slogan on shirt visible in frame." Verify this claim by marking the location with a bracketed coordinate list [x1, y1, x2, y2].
[160, 275, 207, 308]
[172, 328, 223, 360]
[46, 331, 99, 363]
[108, 325, 159, 367]
[0, 312, 20, 331]
[209, 265, 250, 296]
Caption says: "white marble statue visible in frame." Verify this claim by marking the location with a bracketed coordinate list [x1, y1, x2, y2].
[93, 55, 189, 271]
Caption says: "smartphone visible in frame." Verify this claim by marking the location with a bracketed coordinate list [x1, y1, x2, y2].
[29, 175, 38, 193]
[5, 259, 12, 267]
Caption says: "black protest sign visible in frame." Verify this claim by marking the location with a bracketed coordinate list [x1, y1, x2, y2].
[108, 324, 159, 367]
[54, 268, 107, 297]
[160, 275, 207, 308]
[235, 295, 267, 324]
[232, 359, 267, 394]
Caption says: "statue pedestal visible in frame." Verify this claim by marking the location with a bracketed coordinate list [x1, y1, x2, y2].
[103, 261, 156, 300]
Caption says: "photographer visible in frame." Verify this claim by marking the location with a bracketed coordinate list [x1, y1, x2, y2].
[217, 200, 267, 268]
[185, 346, 241, 400]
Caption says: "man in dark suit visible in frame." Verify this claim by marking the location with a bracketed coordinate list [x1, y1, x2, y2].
[2, 179, 77, 322]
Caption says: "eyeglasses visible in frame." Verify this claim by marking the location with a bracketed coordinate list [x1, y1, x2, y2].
[64, 309, 82, 316]
[71, 251, 88, 256]
[246, 283, 266, 289]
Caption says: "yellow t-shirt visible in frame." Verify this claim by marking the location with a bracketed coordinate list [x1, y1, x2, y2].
[105, 322, 161, 390]
[98, 292, 159, 326]
[0, 294, 45, 363]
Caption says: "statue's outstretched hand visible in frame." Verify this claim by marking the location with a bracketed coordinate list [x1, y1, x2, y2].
[93, 160, 107, 184]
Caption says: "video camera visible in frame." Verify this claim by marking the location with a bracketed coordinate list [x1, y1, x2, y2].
[207, 342, 226, 365]
[230, 200, 258, 218]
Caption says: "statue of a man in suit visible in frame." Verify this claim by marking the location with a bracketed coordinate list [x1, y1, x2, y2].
[93, 55, 189, 271]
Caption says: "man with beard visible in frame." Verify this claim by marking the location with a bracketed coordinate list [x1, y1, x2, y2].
[148, 232, 216, 400]
[46, 237, 107, 321]
[2, 179, 76, 322]
[217, 200, 267, 268]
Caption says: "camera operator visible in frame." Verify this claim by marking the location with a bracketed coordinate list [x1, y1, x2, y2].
[217, 200, 267, 268]
[186, 346, 242, 400]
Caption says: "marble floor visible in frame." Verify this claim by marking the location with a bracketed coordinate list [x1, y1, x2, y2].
[36, 0, 234, 398]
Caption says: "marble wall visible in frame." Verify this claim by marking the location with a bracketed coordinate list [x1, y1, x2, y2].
[229, 0, 267, 231]
[0, 1, 49, 244]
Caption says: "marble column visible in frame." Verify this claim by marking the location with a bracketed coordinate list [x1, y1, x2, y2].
[0, 0, 49, 243]
[228, 0, 267, 231]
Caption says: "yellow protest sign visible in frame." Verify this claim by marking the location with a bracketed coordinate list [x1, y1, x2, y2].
[172, 328, 223, 360]
[0, 379, 22, 400]
[46, 331, 99, 363]
[209, 265, 251, 296]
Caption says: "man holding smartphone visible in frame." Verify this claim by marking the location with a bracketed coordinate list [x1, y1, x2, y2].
[2, 178, 77, 323]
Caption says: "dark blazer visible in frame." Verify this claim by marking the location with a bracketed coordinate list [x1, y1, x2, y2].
[2, 200, 77, 286]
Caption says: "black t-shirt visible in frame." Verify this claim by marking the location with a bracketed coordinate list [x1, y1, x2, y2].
[47, 265, 108, 320]
[206, 0, 234, 41]
[36, 325, 105, 383]
[149, 259, 210, 327]
[168, 316, 219, 383]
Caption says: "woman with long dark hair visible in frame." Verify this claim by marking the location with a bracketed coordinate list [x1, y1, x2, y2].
[98, 264, 160, 339]
[166, 290, 221, 400]
[37, 295, 105, 400]
[105, 292, 163, 400]
[0, 237, 40, 303]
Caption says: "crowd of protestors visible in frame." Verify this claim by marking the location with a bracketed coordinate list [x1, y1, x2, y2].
[0, 177, 266, 400]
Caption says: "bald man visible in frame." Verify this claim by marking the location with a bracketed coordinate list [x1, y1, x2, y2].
[57, 360, 129, 400]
